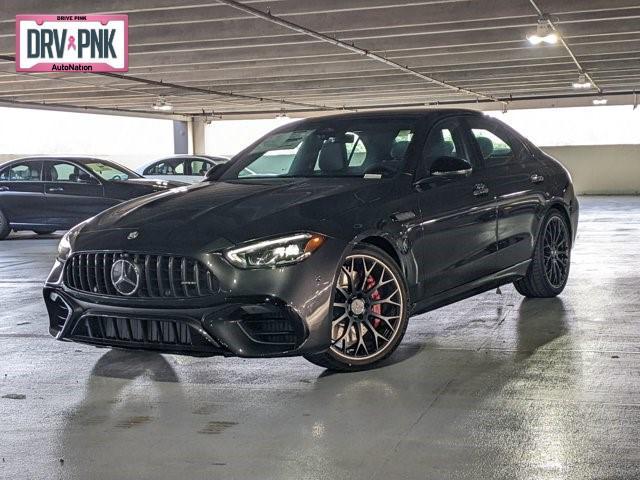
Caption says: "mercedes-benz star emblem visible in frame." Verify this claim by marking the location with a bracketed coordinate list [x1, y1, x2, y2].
[110, 259, 141, 296]
[127, 231, 139, 240]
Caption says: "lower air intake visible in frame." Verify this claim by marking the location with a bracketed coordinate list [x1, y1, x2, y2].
[71, 314, 219, 354]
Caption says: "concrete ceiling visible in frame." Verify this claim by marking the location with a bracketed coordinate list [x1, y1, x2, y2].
[1, 0, 640, 119]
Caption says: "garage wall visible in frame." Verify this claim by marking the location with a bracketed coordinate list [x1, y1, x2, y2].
[542, 145, 640, 195]
[0, 107, 174, 170]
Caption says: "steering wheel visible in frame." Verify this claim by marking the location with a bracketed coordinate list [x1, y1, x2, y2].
[112, 175, 122, 181]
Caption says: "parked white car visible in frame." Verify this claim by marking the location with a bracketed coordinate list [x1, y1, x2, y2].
[137, 154, 229, 183]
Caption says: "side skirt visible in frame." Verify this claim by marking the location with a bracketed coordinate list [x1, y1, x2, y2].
[410, 260, 531, 317]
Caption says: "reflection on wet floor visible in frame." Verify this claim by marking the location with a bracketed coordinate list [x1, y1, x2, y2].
[1, 197, 640, 479]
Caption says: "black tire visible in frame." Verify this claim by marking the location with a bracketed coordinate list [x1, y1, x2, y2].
[514, 210, 571, 298]
[33, 229, 57, 235]
[0, 209, 10, 240]
[304, 244, 410, 371]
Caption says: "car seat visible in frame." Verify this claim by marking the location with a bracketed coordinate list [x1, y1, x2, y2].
[476, 136, 494, 159]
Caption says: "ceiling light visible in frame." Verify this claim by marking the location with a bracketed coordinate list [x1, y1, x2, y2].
[152, 97, 173, 111]
[593, 98, 607, 105]
[572, 74, 592, 89]
[527, 21, 558, 45]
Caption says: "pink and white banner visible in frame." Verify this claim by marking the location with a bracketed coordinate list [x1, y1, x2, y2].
[16, 14, 128, 72]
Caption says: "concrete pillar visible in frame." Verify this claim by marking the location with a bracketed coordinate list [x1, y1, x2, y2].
[191, 117, 206, 154]
[173, 121, 188, 154]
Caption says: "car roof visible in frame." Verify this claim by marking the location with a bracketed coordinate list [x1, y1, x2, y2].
[291, 108, 484, 123]
[7, 156, 104, 164]
[149, 154, 228, 162]
[138, 155, 228, 170]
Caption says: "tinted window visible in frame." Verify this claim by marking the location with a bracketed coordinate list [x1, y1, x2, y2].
[422, 120, 472, 174]
[468, 119, 528, 166]
[0, 162, 42, 181]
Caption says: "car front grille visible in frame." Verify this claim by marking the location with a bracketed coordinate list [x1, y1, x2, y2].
[64, 252, 218, 298]
[70, 314, 220, 353]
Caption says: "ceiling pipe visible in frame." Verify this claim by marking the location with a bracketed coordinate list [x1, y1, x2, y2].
[215, 0, 507, 109]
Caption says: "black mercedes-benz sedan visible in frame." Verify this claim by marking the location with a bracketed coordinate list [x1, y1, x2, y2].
[44, 110, 578, 371]
[0, 156, 187, 239]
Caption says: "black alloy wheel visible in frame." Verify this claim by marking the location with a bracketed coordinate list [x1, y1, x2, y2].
[515, 210, 571, 298]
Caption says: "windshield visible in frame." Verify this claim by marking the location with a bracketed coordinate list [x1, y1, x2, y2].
[83, 161, 141, 181]
[222, 118, 417, 180]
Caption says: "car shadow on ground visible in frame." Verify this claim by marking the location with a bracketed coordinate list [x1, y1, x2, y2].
[53, 297, 572, 478]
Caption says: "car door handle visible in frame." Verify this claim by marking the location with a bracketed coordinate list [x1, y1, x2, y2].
[530, 173, 544, 184]
[0, 186, 8, 191]
[47, 187, 64, 193]
[473, 183, 490, 196]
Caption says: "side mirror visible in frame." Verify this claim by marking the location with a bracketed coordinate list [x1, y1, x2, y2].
[430, 156, 473, 178]
[78, 171, 98, 184]
[204, 163, 228, 181]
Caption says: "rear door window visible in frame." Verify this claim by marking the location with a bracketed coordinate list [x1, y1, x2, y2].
[467, 118, 530, 167]
[0, 161, 42, 181]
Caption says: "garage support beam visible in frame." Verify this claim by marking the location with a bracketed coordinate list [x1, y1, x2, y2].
[191, 117, 207, 155]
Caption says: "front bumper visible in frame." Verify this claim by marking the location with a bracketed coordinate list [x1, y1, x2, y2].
[44, 239, 345, 358]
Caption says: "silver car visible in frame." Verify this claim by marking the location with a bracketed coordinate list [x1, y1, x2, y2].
[137, 154, 228, 184]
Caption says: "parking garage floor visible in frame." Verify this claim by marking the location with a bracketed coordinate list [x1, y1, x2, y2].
[1, 196, 639, 479]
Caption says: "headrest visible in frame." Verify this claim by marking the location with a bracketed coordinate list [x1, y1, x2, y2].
[390, 141, 409, 160]
[476, 136, 494, 159]
[318, 140, 346, 172]
[50, 167, 58, 181]
[29, 167, 40, 180]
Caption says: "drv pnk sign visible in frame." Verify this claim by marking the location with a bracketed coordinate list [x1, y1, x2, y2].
[16, 15, 128, 72]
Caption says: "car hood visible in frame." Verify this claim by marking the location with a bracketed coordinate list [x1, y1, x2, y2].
[75, 178, 390, 253]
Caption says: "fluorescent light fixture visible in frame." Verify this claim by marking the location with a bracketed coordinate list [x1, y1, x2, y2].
[572, 74, 592, 89]
[152, 97, 173, 111]
[593, 98, 608, 105]
[527, 21, 558, 45]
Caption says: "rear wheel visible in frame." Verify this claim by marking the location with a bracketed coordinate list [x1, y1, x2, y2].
[304, 245, 409, 371]
[33, 229, 56, 235]
[514, 210, 571, 298]
[0, 210, 10, 240]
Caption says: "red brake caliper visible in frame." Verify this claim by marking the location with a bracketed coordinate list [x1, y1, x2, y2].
[366, 275, 382, 328]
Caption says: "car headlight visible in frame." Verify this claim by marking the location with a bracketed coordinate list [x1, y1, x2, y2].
[57, 231, 72, 261]
[224, 233, 325, 269]
[56, 219, 91, 262]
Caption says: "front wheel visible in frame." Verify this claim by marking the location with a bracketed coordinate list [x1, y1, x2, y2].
[514, 210, 571, 298]
[304, 245, 409, 371]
